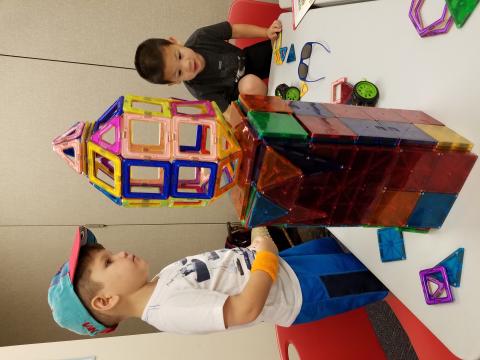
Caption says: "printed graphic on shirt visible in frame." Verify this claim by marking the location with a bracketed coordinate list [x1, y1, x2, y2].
[177, 248, 255, 284]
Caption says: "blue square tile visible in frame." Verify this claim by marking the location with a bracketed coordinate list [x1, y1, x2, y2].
[407, 192, 457, 228]
[377, 227, 406, 262]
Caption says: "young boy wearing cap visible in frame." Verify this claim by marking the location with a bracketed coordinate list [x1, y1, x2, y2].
[48, 226, 388, 336]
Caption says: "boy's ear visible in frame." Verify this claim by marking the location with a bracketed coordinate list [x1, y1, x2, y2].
[91, 294, 120, 312]
[168, 36, 181, 45]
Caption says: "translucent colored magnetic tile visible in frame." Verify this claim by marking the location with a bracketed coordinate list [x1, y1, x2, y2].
[415, 124, 473, 151]
[257, 146, 302, 191]
[446, 0, 479, 28]
[247, 111, 308, 140]
[390, 109, 443, 125]
[228, 101, 248, 130]
[407, 192, 457, 229]
[271, 144, 343, 175]
[239, 94, 292, 113]
[377, 227, 406, 262]
[424, 151, 477, 193]
[229, 182, 251, 221]
[123, 94, 172, 118]
[364, 190, 421, 227]
[376, 121, 437, 148]
[214, 151, 242, 198]
[289, 101, 333, 117]
[295, 115, 358, 144]
[170, 100, 215, 118]
[273, 204, 328, 226]
[340, 118, 400, 146]
[321, 103, 374, 120]
[261, 175, 302, 210]
[246, 188, 289, 228]
[386, 148, 438, 191]
[361, 107, 411, 123]
[233, 121, 261, 185]
[308, 144, 359, 171]
[434, 247, 464, 287]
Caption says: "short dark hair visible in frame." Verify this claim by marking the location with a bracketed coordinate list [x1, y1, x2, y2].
[134, 38, 173, 84]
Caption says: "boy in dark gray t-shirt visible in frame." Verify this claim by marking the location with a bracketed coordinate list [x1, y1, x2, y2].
[134, 21, 282, 111]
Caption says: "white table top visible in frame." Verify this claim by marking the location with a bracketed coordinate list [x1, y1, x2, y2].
[278, 0, 371, 10]
[268, 1, 480, 359]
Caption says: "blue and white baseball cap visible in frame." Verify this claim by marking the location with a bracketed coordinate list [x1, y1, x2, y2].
[48, 226, 117, 336]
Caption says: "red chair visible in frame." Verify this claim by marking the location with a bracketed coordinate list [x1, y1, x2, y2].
[276, 308, 387, 360]
[385, 294, 460, 360]
[227, 0, 286, 49]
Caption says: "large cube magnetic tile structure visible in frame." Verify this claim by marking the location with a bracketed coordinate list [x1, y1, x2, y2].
[229, 95, 477, 229]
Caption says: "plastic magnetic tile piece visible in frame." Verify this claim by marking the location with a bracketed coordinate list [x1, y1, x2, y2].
[415, 124, 473, 151]
[361, 107, 411, 123]
[407, 192, 457, 228]
[247, 111, 309, 140]
[122, 158, 170, 200]
[275, 204, 328, 226]
[446, 0, 479, 27]
[52, 122, 85, 145]
[256, 146, 302, 191]
[296, 115, 358, 144]
[321, 103, 374, 120]
[364, 190, 421, 227]
[424, 151, 477, 193]
[53, 139, 83, 174]
[87, 141, 122, 197]
[308, 144, 358, 171]
[390, 109, 443, 125]
[419, 266, 454, 305]
[234, 122, 260, 185]
[434, 248, 464, 287]
[377, 228, 406, 262]
[376, 121, 437, 148]
[289, 101, 334, 117]
[173, 117, 217, 161]
[279, 46, 288, 62]
[216, 123, 241, 160]
[214, 151, 242, 198]
[170, 160, 217, 199]
[168, 197, 210, 208]
[170, 100, 215, 119]
[246, 189, 289, 228]
[286, 43, 296, 63]
[94, 96, 124, 133]
[93, 184, 123, 206]
[261, 175, 302, 210]
[122, 198, 169, 208]
[229, 182, 251, 221]
[340, 118, 400, 147]
[123, 95, 171, 118]
[386, 148, 438, 191]
[90, 115, 122, 155]
[239, 94, 292, 113]
[121, 113, 171, 161]
[228, 101, 248, 130]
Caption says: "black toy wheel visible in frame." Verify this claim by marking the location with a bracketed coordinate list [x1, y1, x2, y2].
[351, 80, 379, 106]
[275, 83, 289, 98]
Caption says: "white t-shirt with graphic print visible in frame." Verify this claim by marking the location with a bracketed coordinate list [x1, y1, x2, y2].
[141, 247, 302, 334]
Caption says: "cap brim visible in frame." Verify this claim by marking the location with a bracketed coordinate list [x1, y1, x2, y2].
[69, 226, 96, 282]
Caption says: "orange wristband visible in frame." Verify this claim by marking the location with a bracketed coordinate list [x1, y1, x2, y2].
[251, 251, 279, 282]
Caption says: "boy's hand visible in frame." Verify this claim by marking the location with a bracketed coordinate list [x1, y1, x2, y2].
[266, 20, 282, 41]
[250, 227, 278, 254]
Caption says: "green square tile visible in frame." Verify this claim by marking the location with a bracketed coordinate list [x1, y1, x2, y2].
[247, 111, 308, 140]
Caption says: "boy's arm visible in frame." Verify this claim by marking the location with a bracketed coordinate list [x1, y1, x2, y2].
[230, 20, 282, 41]
[223, 229, 278, 328]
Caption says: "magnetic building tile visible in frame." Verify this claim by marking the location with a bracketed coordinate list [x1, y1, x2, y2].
[256, 146, 302, 191]
[289, 101, 334, 117]
[415, 124, 473, 151]
[340, 118, 400, 146]
[407, 192, 457, 228]
[239, 94, 292, 113]
[364, 190, 420, 226]
[295, 115, 358, 143]
[321, 103, 374, 120]
[376, 121, 437, 148]
[247, 111, 309, 140]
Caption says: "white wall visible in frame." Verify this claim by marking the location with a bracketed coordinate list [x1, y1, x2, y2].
[0, 0, 279, 354]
